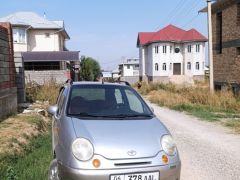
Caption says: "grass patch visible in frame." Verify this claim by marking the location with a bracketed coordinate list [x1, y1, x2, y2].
[223, 120, 240, 133]
[172, 104, 237, 122]
[0, 128, 52, 180]
[137, 82, 240, 133]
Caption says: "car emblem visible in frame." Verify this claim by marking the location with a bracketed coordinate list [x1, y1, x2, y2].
[127, 150, 137, 156]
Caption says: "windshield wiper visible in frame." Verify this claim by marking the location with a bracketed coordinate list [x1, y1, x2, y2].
[69, 112, 100, 117]
[104, 114, 153, 118]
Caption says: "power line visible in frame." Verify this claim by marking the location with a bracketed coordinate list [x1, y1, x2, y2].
[155, 0, 186, 31]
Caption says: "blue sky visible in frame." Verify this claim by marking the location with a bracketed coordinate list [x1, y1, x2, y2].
[1, 0, 208, 70]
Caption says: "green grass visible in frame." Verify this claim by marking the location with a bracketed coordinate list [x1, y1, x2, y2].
[172, 104, 238, 122]
[0, 128, 52, 180]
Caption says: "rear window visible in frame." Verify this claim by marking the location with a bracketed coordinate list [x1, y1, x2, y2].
[67, 84, 153, 119]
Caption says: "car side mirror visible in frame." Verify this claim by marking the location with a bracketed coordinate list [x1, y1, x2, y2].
[48, 105, 58, 115]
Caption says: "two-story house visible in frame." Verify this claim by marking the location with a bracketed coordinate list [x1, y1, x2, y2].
[201, 0, 240, 93]
[119, 58, 140, 84]
[137, 25, 207, 84]
[0, 12, 80, 102]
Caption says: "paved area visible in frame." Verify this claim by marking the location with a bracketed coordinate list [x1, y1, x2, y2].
[148, 102, 240, 180]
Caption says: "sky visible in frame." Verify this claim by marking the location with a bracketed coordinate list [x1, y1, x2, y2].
[0, 0, 208, 70]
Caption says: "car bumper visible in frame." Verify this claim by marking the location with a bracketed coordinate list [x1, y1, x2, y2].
[58, 162, 181, 180]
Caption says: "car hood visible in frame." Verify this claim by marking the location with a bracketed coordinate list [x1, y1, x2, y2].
[71, 117, 169, 160]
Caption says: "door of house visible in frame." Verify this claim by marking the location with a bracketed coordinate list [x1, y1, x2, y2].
[173, 63, 181, 75]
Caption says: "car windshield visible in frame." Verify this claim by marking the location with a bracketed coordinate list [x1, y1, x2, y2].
[67, 84, 153, 119]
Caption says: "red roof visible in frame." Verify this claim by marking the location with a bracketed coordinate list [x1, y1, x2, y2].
[137, 25, 207, 47]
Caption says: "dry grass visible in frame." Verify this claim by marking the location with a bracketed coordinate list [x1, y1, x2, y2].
[137, 81, 240, 133]
[0, 113, 48, 155]
[138, 81, 240, 111]
[26, 80, 61, 105]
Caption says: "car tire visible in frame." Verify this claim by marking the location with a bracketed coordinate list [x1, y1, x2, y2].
[48, 159, 60, 180]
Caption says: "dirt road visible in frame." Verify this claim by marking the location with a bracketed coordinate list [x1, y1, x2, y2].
[149, 102, 240, 180]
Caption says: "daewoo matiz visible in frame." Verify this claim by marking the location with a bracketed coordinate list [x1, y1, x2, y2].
[48, 81, 181, 180]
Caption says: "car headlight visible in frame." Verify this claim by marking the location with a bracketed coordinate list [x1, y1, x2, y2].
[161, 135, 177, 156]
[72, 138, 94, 161]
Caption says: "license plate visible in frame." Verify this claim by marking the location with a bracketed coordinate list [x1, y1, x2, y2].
[110, 171, 159, 180]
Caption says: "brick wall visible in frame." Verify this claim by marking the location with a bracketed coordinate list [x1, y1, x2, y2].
[0, 22, 17, 120]
[212, 1, 240, 85]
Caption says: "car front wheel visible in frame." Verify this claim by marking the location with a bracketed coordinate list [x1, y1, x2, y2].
[48, 159, 60, 180]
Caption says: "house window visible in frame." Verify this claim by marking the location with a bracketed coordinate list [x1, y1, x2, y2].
[196, 44, 200, 52]
[237, 47, 240, 56]
[175, 48, 180, 53]
[155, 63, 159, 71]
[45, 33, 50, 38]
[13, 28, 26, 43]
[162, 63, 167, 71]
[216, 12, 222, 54]
[127, 65, 130, 69]
[163, 45, 167, 53]
[170, 46, 173, 53]
[188, 45, 192, 53]
[155, 46, 159, 54]
[169, 63, 172, 70]
[237, 3, 240, 26]
[187, 62, 191, 70]
[196, 62, 200, 70]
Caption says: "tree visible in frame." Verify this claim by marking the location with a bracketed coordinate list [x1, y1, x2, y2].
[79, 57, 102, 81]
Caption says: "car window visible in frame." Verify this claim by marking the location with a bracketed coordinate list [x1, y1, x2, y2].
[71, 88, 105, 101]
[67, 85, 153, 119]
[125, 89, 144, 113]
[56, 88, 65, 117]
[115, 89, 123, 104]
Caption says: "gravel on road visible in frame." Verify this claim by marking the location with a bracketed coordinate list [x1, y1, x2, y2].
[149, 102, 240, 180]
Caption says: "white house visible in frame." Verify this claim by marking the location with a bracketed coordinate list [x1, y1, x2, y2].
[137, 25, 207, 83]
[119, 58, 139, 84]
[0, 12, 80, 84]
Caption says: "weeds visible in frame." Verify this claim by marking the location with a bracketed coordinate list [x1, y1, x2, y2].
[137, 82, 240, 133]
[25, 80, 61, 105]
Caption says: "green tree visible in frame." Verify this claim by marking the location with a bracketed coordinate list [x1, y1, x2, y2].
[80, 57, 101, 81]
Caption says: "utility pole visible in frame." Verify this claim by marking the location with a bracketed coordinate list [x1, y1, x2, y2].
[207, 0, 214, 92]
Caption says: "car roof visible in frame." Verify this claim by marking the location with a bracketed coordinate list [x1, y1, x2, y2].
[63, 81, 131, 88]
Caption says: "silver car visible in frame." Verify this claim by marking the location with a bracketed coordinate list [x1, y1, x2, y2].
[48, 82, 181, 180]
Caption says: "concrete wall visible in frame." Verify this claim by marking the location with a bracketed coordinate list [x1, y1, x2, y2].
[120, 76, 139, 85]
[28, 29, 63, 51]
[13, 28, 64, 52]
[0, 23, 17, 120]
[25, 70, 70, 85]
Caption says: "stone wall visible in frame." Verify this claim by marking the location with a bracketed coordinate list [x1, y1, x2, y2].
[0, 22, 17, 120]
[212, 1, 240, 85]
[25, 70, 70, 85]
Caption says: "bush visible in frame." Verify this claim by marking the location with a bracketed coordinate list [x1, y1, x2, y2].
[25, 80, 61, 105]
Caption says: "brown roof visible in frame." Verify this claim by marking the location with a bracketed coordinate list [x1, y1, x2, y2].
[22, 51, 80, 62]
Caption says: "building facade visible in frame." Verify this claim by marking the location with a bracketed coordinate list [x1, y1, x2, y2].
[137, 25, 207, 84]
[0, 12, 80, 102]
[202, 0, 240, 92]
[119, 58, 140, 84]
